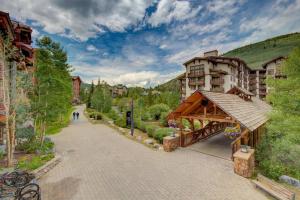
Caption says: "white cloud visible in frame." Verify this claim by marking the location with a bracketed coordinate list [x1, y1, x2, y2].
[1, 0, 153, 41]
[206, 0, 245, 16]
[31, 28, 40, 39]
[240, 0, 300, 43]
[148, 0, 202, 26]
[72, 62, 183, 87]
[86, 44, 98, 52]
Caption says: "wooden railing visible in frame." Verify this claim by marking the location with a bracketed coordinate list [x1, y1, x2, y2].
[211, 78, 224, 85]
[188, 71, 204, 77]
[185, 122, 230, 146]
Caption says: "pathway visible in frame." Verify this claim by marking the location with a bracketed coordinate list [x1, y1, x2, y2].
[39, 105, 267, 200]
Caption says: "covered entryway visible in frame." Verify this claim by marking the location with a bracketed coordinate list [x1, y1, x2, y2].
[168, 86, 272, 159]
[187, 132, 234, 160]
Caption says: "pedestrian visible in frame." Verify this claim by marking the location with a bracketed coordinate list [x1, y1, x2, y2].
[72, 112, 76, 120]
[76, 112, 79, 119]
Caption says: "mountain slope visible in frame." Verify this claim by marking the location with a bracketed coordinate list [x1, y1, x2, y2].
[158, 32, 300, 88]
[223, 32, 300, 69]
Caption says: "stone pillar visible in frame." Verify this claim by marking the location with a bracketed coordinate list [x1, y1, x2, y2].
[233, 149, 255, 178]
[163, 135, 180, 152]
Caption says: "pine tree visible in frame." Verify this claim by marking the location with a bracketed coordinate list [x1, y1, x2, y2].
[87, 81, 94, 108]
[32, 36, 72, 144]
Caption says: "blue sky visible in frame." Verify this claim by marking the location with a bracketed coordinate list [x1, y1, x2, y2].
[2, 0, 300, 87]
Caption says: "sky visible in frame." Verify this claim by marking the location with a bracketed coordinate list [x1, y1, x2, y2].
[1, 0, 300, 87]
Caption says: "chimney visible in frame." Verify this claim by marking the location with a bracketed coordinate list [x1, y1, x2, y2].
[204, 50, 218, 57]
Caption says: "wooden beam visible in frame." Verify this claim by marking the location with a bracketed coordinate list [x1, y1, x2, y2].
[181, 115, 235, 123]
[213, 104, 217, 115]
[181, 98, 202, 116]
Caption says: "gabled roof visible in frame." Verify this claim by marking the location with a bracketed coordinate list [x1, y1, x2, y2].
[227, 86, 254, 96]
[170, 90, 271, 131]
[183, 56, 249, 70]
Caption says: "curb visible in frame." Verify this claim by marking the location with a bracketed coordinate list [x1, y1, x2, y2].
[32, 155, 62, 180]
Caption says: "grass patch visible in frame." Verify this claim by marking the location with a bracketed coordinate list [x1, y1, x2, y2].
[17, 153, 55, 170]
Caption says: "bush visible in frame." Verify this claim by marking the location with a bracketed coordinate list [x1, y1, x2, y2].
[89, 112, 102, 120]
[182, 119, 191, 129]
[153, 128, 174, 143]
[135, 119, 146, 132]
[115, 116, 126, 128]
[16, 137, 54, 154]
[107, 109, 119, 121]
[148, 104, 170, 120]
[194, 120, 202, 130]
[16, 127, 35, 141]
[141, 111, 151, 121]
[160, 112, 169, 127]
[145, 125, 158, 137]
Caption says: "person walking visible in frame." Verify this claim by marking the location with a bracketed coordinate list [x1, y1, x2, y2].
[76, 112, 79, 120]
[72, 112, 76, 120]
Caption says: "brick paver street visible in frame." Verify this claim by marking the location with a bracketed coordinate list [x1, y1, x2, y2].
[39, 105, 267, 200]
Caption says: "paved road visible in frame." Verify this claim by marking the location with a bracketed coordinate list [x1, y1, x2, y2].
[39, 105, 267, 200]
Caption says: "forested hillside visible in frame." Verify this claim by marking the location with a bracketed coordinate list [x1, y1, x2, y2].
[224, 32, 300, 69]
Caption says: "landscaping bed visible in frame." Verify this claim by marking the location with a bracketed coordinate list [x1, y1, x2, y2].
[84, 108, 177, 149]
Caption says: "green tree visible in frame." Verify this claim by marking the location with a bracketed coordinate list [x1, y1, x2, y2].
[91, 83, 112, 113]
[32, 36, 72, 144]
[86, 81, 94, 108]
[257, 47, 300, 179]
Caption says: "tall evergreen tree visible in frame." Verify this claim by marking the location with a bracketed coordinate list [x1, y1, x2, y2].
[32, 36, 72, 144]
[87, 81, 94, 108]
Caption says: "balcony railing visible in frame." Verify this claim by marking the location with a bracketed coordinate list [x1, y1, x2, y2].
[189, 80, 205, 86]
[212, 87, 224, 93]
[249, 74, 257, 78]
[188, 71, 204, 77]
[211, 78, 224, 85]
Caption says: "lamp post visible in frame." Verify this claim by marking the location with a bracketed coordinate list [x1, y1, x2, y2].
[130, 98, 134, 136]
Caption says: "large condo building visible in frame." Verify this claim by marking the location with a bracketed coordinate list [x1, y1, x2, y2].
[179, 50, 285, 100]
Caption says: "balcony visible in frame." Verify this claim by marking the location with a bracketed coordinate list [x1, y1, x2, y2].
[249, 74, 257, 78]
[249, 79, 257, 84]
[189, 80, 205, 86]
[188, 71, 204, 77]
[211, 78, 224, 85]
[259, 74, 266, 78]
[212, 87, 224, 93]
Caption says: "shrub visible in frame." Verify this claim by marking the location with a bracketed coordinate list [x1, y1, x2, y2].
[148, 104, 170, 120]
[107, 109, 119, 121]
[182, 119, 191, 129]
[141, 111, 151, 121]
[153, 128, 174, 143]
[16, 127, 35, 141]
[160, 112, 169, 127]
[194, 120, 202, 130]
[16, 140, 40, 154]
[145, 125, 158, 137]
[135, 119, 146, 132]
[89, 112, 102, 120]
[115, 116, 126, 128]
